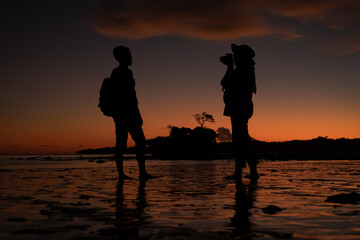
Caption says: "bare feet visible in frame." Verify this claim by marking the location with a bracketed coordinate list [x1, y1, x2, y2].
[225, 174, 242, 181]
[139, 173, 158, 180]
[244, 173, 260, 183]
[249, 165, 259, 182]
[250, 174, 259, 183]
[118, 174, 133, 180]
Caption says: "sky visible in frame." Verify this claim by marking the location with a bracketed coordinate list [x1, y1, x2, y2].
[0, 0, 359, 154]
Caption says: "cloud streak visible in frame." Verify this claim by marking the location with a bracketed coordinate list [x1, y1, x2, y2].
[92, 0, 300, 40]
[92, 0, 360, 53]
[270, 0, 360, 28]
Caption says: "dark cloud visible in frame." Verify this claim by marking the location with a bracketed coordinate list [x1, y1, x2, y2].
[270, 0, 360, 27]
[92, 0, 360, 53]
[271, 0, 360, 54]
[92, 0, 300, 40]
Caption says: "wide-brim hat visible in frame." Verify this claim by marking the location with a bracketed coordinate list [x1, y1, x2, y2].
[231, 44, 255, 58]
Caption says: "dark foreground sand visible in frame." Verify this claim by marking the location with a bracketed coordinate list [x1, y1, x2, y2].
[0, 158, 360, 239]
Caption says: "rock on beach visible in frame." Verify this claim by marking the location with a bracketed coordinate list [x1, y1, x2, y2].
[325, 192, 360, 204]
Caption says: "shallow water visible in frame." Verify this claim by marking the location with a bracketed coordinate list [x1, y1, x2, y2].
[0, 158, 359, 239]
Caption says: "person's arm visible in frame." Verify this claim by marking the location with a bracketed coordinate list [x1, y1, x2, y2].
[221, 65, 234, 91]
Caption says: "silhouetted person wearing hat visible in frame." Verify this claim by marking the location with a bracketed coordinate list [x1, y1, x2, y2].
[220, 44, 259, 181]
[111, 46, 155, 180]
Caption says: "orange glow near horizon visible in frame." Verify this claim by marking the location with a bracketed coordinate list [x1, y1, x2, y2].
[1, 74, 359, 155]
[1, 101, 359, 154]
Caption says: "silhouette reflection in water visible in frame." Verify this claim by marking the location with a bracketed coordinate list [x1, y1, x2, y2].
[220, 44, 259, 181]
[231, 180, 257, 239]
[102, 179, 148, 239]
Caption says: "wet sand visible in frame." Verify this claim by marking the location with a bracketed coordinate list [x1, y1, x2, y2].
[0, 158, 360, 239]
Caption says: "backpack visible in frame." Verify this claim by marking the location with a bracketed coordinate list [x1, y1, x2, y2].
[98, 78, 116, 117]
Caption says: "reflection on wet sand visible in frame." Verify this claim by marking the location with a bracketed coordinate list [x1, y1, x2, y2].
[0, 159, 360, 239]
[99, 179, 149, 238]
[231, 180, 256, 239]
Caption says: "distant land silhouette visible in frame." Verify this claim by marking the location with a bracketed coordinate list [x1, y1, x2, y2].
[147, 126, 217, 159]
[77, 134, 360, 160]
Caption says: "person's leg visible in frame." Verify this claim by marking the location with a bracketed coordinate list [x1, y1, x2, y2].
[241, 119, 259, 181]
[129, 126, 156, 179]
[226, 116, 246, 180]
[114, 118, 132, 179]
[247, 144, 259, 181]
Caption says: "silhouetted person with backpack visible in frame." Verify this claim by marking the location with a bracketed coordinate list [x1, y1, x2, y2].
[220, 44, 259, 182]
[99, 46, 155, 180]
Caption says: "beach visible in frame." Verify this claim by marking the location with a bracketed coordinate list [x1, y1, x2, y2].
[0, 156, 360, 239]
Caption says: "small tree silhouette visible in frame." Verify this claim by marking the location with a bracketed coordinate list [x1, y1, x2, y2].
[216, 127, 232, 142]
[193, 112, 215, 128]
